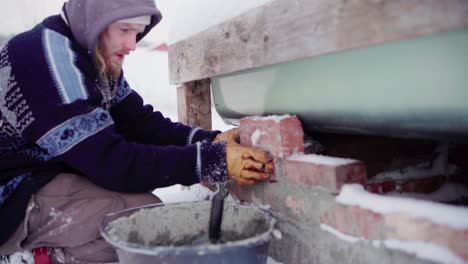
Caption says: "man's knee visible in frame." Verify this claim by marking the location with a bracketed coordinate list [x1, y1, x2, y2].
[119, 192, 162, 209]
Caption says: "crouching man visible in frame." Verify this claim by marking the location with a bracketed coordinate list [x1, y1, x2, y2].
[0, 0, 273, 263]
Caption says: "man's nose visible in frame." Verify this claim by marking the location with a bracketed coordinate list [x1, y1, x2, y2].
[123, 37, 137, 52]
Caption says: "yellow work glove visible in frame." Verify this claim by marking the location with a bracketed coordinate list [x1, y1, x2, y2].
[226, 142, 274, 184]
[214, 128, 240, 145]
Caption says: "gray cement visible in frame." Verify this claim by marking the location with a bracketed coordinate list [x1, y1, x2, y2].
[101, 201, 276, 264]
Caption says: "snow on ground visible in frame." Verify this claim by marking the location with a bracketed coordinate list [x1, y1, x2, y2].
[0, 252, 34, 264]
[0, 0, 65, 36]
[123, 47, 234, 203]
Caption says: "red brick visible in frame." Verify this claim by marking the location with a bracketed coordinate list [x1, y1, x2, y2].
[321, 204, 383, 240]
[239, 115, 304, 159]
[282, 154, 367, 193]
[384, 213, 468, 263]
[322, 186, 468, 263]
[366, 180, 396, 194]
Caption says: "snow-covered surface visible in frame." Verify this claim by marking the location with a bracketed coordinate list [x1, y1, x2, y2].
[251, 129, 265, 146]
[0, 252, 34, 264]
[168, 0, 274, 44]
[152, 184, 215, 204]
[337, 184, 468, 229]
[267, 256, 284, 264]
[384, 240, 466, 264]
[320, 224, 361, 243]
[320, 224, 466, 264]
[388, 183, 468, 203]
[250, 115, 292, 123]
[288, 153, 357, 166]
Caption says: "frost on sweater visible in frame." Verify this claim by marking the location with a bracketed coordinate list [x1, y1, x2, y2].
[0, 15, 227, 245]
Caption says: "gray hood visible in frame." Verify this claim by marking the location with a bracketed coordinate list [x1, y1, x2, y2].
[64, 0, 162, 52]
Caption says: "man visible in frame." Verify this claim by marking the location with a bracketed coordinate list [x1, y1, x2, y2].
[0, 0, 274, 263]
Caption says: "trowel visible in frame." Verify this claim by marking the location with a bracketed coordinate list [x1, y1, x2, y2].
[209, 182, 229, 243]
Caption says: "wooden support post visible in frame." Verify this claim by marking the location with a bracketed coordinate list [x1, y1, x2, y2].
[177, 79, 212, 130]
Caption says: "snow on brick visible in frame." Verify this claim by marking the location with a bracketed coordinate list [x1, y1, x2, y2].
[337, 184, 468, 229]
[240, 115, 304, 159]
[325, 184, 468, 263]
[282, 154, 367, 193]
[288, 153, 356, 166]
[320, 224, 466, 264]
[320, 203, 383, 240]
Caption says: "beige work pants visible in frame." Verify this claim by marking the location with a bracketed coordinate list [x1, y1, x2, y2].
[0, 173, 161, 263]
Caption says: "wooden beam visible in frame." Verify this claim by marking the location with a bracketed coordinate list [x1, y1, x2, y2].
[177, 79, 212, 130]
[169, 0, 468, 84]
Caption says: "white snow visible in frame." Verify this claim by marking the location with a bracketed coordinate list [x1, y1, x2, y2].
[152, 184, 215, 204]
[267, 256, 284, 264]
[251, 129, 265, 146]
[249, 115, 292, 123]
[320, 224, 466, 264]
[287, 153, 357, 166]
[272, 229, 282, 240]
[336, 184, 468, 229]
[168, 0, 274, 44]
[320, 224, 360, 243]
[384, 239, 466, 264]
[0, 0, 65, 36]
[0, 252, 34, 264]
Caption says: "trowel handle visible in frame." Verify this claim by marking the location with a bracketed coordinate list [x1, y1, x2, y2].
[209, 190, 224, 243]
[209, 183, 229, 243]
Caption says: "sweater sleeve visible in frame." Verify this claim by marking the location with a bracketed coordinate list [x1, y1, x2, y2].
[109, 77, 221, 146]
[39, 106, 227, 191]
[9, 26, 227, 192]
[27, 101, 227, 192]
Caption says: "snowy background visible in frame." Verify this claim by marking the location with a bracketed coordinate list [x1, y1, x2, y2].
[0, 0, 237, 203]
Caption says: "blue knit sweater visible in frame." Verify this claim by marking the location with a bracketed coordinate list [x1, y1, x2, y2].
[0, 15, 227, 245]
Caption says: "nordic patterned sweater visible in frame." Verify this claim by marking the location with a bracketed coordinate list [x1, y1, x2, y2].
[0, 15, 227, 245]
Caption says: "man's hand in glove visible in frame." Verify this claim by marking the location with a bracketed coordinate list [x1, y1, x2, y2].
[214, 128, 240, 145]
[226, 143, 274, 184]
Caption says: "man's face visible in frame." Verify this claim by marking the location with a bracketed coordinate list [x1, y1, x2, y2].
[98, 22, 146, 77]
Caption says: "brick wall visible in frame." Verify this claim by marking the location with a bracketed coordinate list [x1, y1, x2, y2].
[230, 115, 468, 264]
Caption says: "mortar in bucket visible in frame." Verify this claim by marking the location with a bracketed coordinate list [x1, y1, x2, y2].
[100, 200, 276, 264]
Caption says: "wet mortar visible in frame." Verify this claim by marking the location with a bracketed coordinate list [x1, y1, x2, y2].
[106, 201, 270, 247]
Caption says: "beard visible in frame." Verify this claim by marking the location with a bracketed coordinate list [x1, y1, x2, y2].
[106, 57, 122, 78]
[94, 40, 122, 79]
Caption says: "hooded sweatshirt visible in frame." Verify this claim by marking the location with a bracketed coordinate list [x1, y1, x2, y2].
[0, 0, 227, 245]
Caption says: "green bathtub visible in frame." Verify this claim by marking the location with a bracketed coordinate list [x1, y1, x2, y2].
[211, 29, 468, 142]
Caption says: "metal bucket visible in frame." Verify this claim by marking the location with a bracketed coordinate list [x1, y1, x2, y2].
[100, 201, 275, 264]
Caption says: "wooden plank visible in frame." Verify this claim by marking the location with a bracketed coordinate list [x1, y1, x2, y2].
[169, 0, 468, 84]
[177, 79, 212, 130]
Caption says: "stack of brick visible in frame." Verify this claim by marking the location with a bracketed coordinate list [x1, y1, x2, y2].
[232, 114, 468, 264]
[238, 115, 367, 193]
[321, 184, 468, 263]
